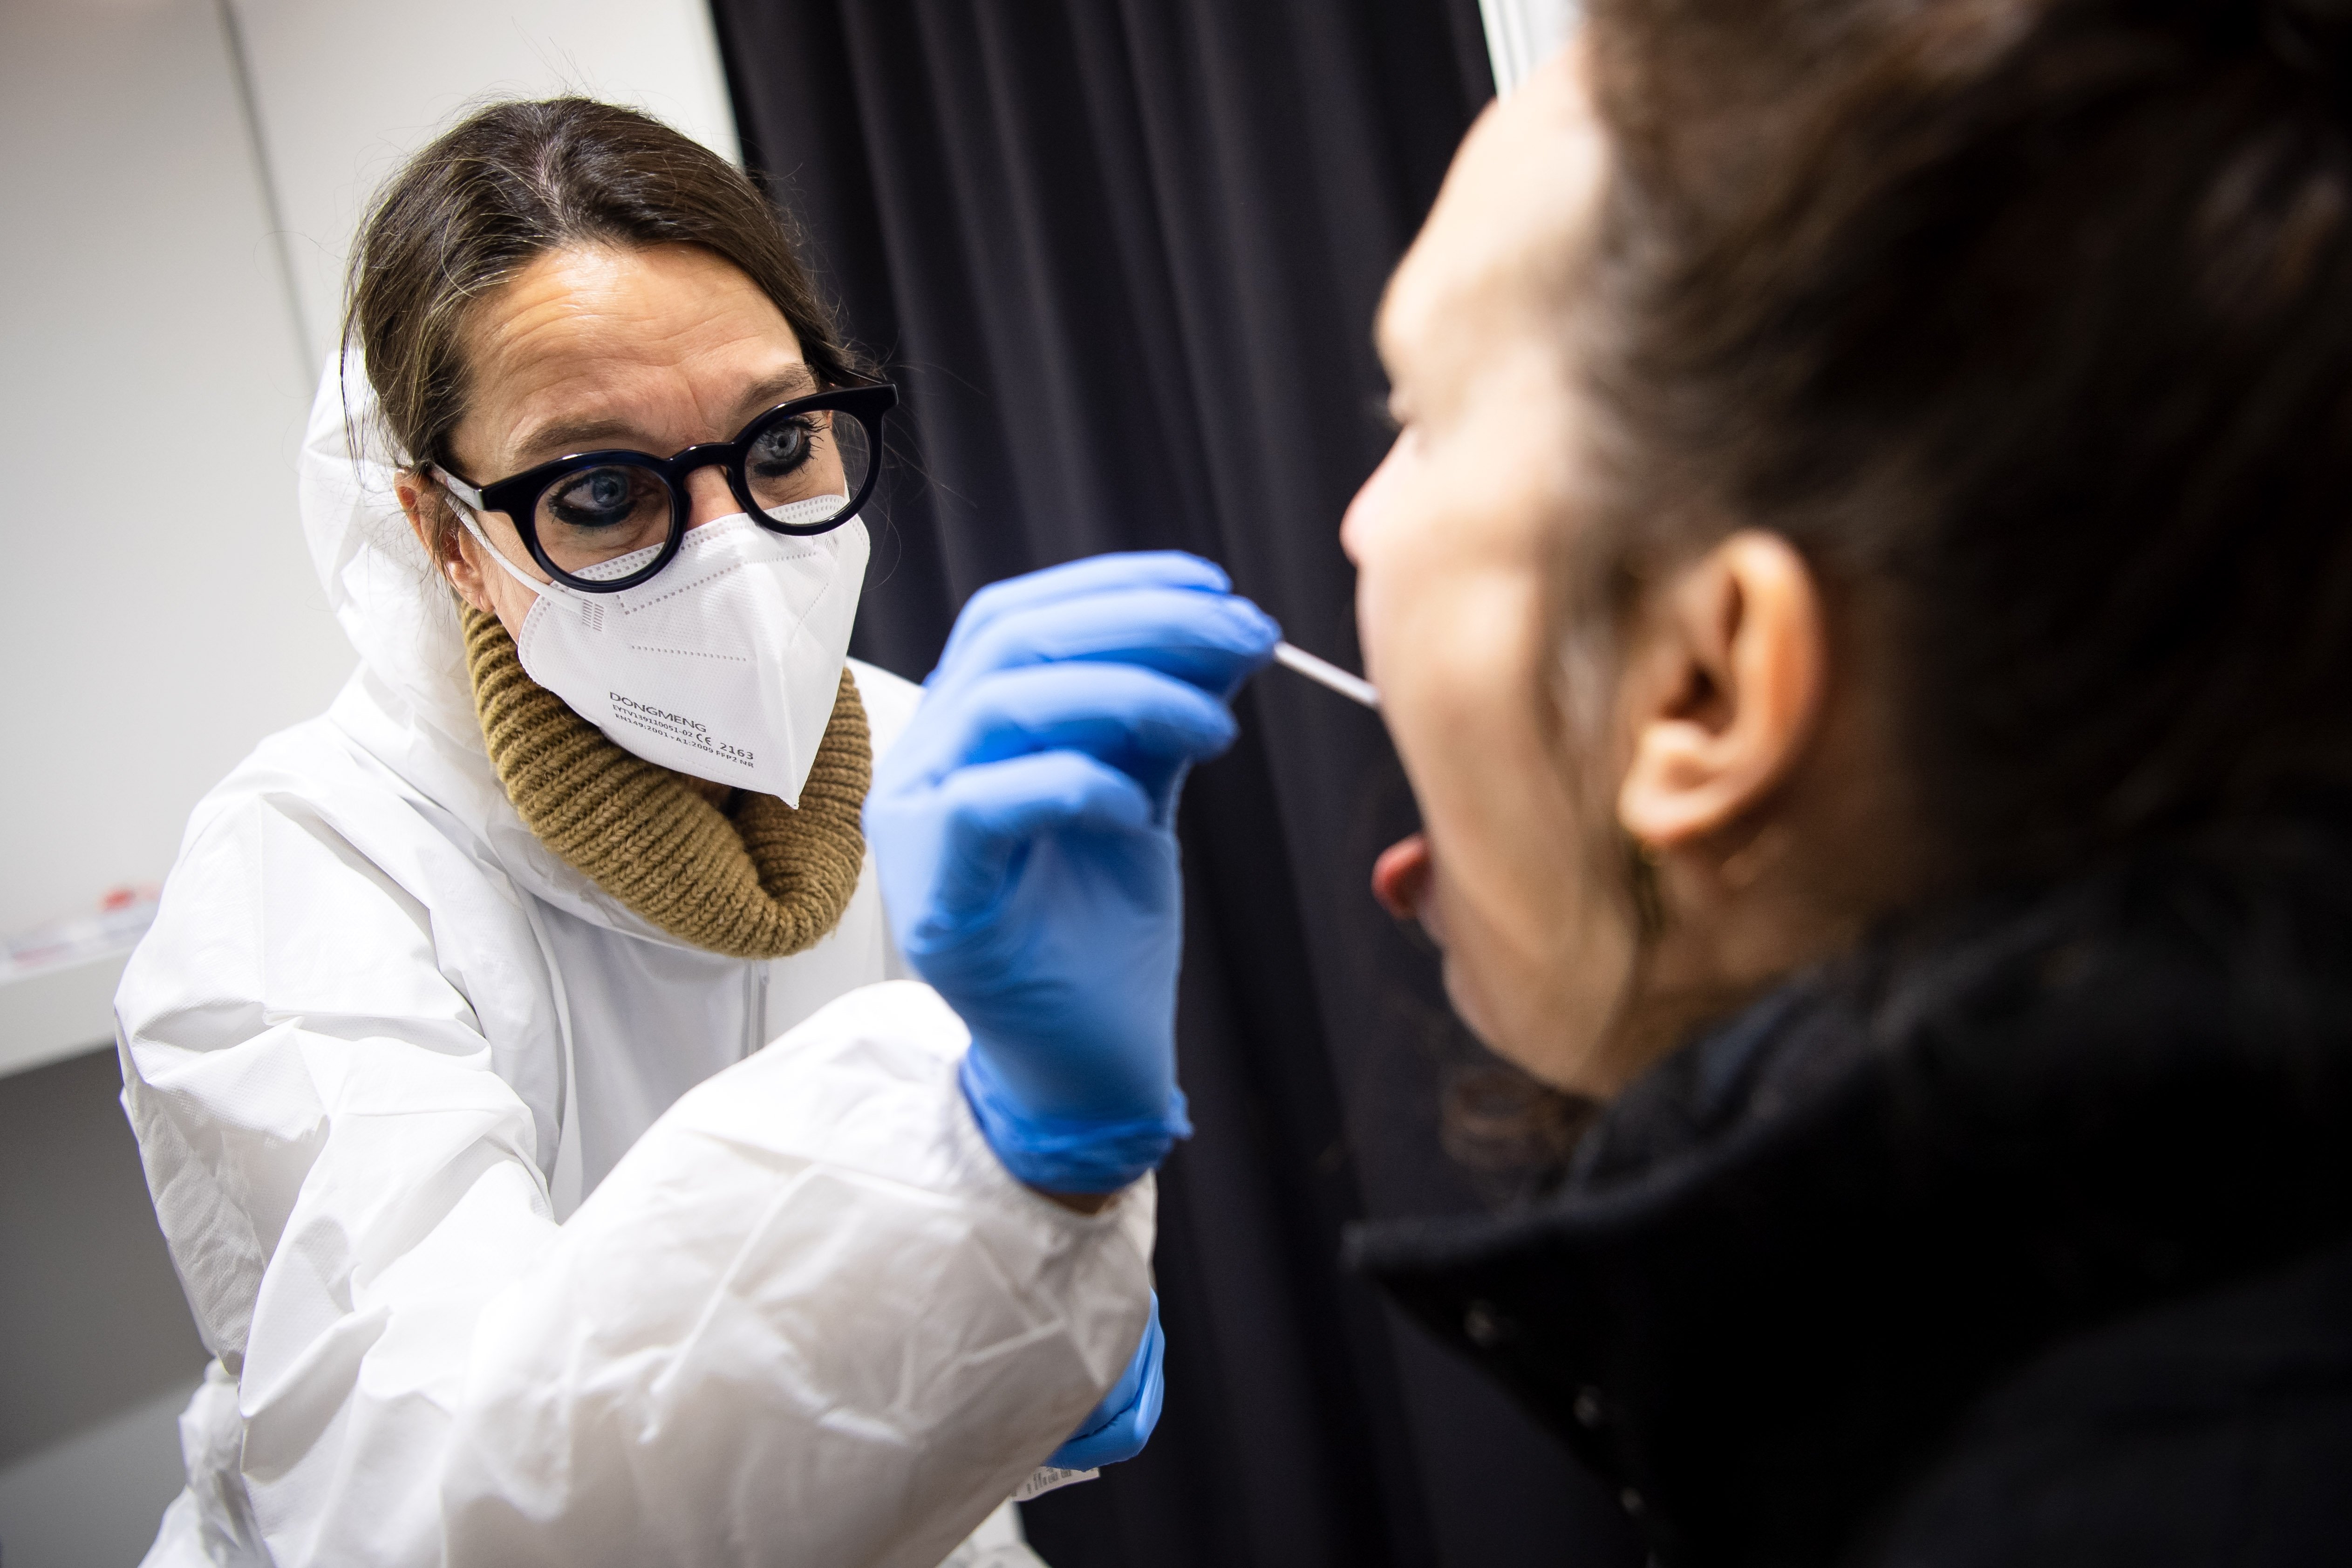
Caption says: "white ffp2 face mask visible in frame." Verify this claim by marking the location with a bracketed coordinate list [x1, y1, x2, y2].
[456, 507, 868, 804]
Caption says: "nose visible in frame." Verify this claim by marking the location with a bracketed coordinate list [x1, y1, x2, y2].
[1340, 436, 1405, 565]
[683, 465, 738, 530]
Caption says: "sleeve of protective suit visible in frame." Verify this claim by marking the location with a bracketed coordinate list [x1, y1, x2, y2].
[120, 793, 1152, 1568]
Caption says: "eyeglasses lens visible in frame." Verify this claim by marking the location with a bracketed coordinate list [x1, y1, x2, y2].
[744, 406, 872, 529]
[534, 462, 674, 580]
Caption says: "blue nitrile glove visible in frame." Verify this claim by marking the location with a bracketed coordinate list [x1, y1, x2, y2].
[866, 552, 1280, 1192]
[1047, 1293, 1165, 1470]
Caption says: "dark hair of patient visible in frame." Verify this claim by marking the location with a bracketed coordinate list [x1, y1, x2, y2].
[342, 98, 859, 556]
[1578, 0, 2352, 882]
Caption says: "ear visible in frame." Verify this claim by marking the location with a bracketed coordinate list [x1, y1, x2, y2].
[395, 469, 494, 614]
[1617, 530, 1827, 849]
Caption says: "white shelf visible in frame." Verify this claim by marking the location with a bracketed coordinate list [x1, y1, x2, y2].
[0, 949, 130, 1080]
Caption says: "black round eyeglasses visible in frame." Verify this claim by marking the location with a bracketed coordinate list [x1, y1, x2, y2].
[429, 382, 897, 594]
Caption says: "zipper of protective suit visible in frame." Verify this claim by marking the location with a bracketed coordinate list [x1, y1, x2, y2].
[749, 962, 770, 1060]
[519, 895, 585, 1220]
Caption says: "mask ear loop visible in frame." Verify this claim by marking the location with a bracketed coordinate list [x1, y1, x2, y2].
[428, 466, 560, 601]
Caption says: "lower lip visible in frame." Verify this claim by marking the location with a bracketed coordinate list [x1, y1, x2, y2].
[1372, 832, 1431, 919]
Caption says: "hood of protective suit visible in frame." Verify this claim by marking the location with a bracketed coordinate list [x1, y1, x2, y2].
[300, 353, 481, 753]
[295, 355, 727, 946]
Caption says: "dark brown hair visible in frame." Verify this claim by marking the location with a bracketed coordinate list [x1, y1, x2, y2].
[1577, 0, 2352, 880]
[342, 97, 858, 551]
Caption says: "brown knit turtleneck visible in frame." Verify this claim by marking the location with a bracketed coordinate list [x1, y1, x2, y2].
[460, 604, 870, 958]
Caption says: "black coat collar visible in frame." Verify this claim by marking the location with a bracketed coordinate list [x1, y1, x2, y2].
[1352, 818, 2352, 1565]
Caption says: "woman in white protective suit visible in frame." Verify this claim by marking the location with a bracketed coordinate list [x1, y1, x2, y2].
[116, 98, 1187, 1568]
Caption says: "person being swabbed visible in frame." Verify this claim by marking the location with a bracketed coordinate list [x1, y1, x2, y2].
[869, 4, 2352, 1562]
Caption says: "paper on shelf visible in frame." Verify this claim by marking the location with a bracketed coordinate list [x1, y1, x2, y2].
[2, 887, 159, 984]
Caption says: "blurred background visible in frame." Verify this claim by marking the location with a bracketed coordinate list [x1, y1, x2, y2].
[0, 2, 1624, 1565]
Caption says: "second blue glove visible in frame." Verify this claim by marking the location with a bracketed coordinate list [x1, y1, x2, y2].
[1047, 1293, 1166, 1471]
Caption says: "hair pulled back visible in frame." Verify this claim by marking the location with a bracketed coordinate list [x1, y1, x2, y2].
[343, 97, 856, 487]
[1579, 0, 2352, 880]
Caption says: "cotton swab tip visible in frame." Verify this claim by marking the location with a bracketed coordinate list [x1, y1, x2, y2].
[1273, 641, 1380, 709]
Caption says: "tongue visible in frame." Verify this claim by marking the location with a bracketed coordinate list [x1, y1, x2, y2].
[1371, 832, 1432, 919]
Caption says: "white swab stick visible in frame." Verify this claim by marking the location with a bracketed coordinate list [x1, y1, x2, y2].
[1273, 641, 1381, 709]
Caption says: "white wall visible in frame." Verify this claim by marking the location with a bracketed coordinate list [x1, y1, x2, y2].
[1477, 0, 1579, 95]
[0, 0, 739, 941]
[0, 0, 344, 939]
[229, 0, 741, 366]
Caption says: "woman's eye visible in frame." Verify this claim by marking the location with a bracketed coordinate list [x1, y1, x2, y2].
[749, 416, 819, 477]
[546, 466, 649, 528]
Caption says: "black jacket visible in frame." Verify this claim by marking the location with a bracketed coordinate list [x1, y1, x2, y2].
[1353, 819, 2352, 1566]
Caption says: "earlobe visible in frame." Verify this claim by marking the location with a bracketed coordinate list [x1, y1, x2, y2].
[1617, 531, 1826, 851]
[395, 468, 491, 612]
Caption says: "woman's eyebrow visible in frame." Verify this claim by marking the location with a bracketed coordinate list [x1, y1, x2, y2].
[511, 415, 652, 462]
[508, 366, 822, 465]
[734, 364, 820, 417]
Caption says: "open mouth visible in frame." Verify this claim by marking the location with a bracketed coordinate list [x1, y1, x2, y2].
[1371, 831, 1432, 920]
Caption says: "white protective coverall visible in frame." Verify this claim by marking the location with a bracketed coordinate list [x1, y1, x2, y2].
[116, 362, 1154, 1567]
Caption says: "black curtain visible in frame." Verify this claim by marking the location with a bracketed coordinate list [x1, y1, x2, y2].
[710, 7, 1643, 1566]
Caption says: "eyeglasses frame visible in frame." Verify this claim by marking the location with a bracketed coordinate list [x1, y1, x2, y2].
[429, 381, 898, 594]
